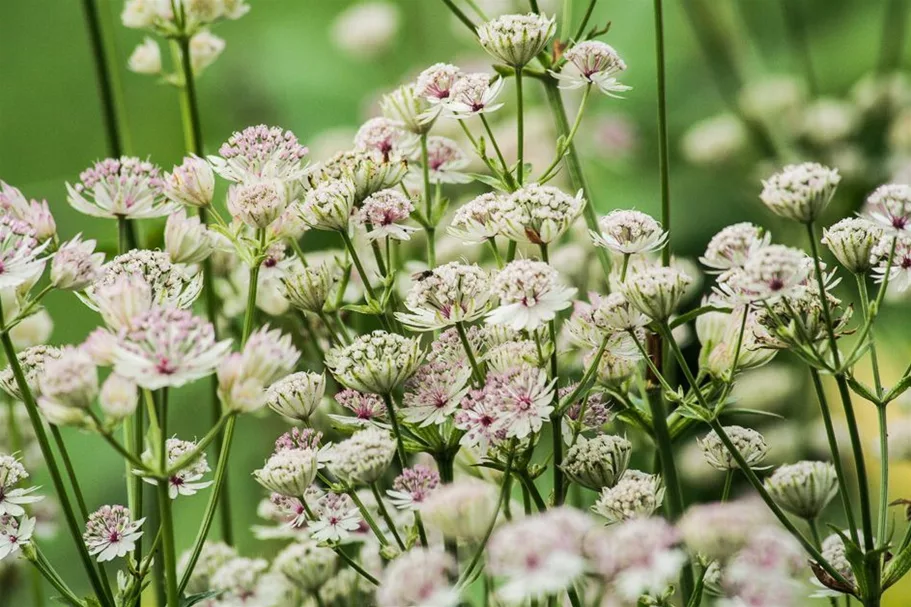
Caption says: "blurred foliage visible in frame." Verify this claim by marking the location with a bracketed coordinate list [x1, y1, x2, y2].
[2, 0, 911, 604]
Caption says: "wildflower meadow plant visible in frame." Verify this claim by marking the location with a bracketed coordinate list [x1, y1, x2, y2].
[5, 1, 911, 607]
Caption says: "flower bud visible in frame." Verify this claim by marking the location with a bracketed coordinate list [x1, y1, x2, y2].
[477, 13, 556, 68]
[299, 178, 356, 232]
[822, 218, 883, 274]
[380, 83, 434, 135]
[620, 265, 692, 321]
[328, 427, 396, 485]
[38, 398, 91, 427]
[325, 331, 424, 394]
[165, 208, 215, 264]
[764, 461, 838, 520]
[163, 155, 215, 208]
[99, 374, 138, 422]
[274, 541, 337, 591]
[39, 347, 98, 409]
[562, 434, 631, 491]
[281, 263, 335, 313]
[227, 179, 288, 229]
[10, 309, 53, 349]
[698, 426, 768, 471]
[253, 448, 319, 497]
[592, 470, 664, 523]
[128, 37, 161, 74]
[265, 371, 325, 422]
[189, 31, 225, 73]
[51, 235, 104, 291]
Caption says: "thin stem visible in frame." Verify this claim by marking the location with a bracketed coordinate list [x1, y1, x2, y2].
[80, 0, 124, 156]
[242, 230, 266, 344]
[516, 67, 525, 185]
[420, 133, 437, 267]
[49, 427, 89, 521]
[856, 276, 884, 398]
[480, 113, 513, 184]
[29, 550, 83, 607]
[370, 483, 406, 549]
[487, 237, 503, 268]
[877, 404, 890, 547]
[653, 0, 671, 266]
[538, 84, 591, 184]
[157, 481, 179, 607]
[348, 489, 390, 546]
[455, 321, 485, 384]
[572, 0, 598, 41]
[721, 469, 734, 502]
[441, 0, 477, 33]
[381, 393, 409, 468]
[779, 0, 818, 95]
[339, 230, 390, 330]
[415, 510, 429, 547]
[518, 471, 548, 511]
[335, 548, 380, 586]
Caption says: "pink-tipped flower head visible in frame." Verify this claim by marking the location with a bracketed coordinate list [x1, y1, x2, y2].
[51, 235, 104, 291]
[553, 40, 631, 97]
[0, 455, 42, 517]
[210, 124, 309, 184]
[487, 259, 577, 331]
[0, 181, 56, 242]
[387, 465, 440, 510]
[416, 63, 463, 103]
[397, 261, 491, 331]
[444, 72, 505, 117]
[401, 360, 472, 426]
[83, 504, 144, 562]
[163, 154, 215, 207]
[357, 189, 416, 242]
[66, 157, 174, 219]
[0, 216, 48, 290]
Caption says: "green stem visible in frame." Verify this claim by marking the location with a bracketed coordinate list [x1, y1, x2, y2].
[79, 0, 125, 157]
[348, 489, 390, 546]
[174, 33, 204, 155]
[441, 0, 477, 32]
[370, 483, 406, 549]
[242, 230, 266, 345]
[339, 230, 390, 331]
[487, 238, 503, 268]
[879, 0, 909, 72]
[779, 0, 818, 95]
[479, 113, 513, 186]
[29, 550, 82, 607]
[420, 133, 437, 267]
[414, 510, 429, 547]
[572, 0, 598, 41]
[515, 67, 525, 185]
[877, 404, 890, 547]
[49, 427, 89, 521]
[455, 321, 485, 384]
[335, 547, 380, 586]
[653, 0, 671, 266]
[381, 393, 409, 469]
[721, 469, 734, 502]
[157, 481, 179, 607]
[538, 84, 591, 184]
[435, 452, 458, 559]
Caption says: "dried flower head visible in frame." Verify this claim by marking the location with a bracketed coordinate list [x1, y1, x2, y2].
[592, 470, 665, 523]
[592, 209, 668, 255]
[326, 330, 424, 394]
[210, 124, 309, 183]
[163, 154, 214, 208]
[487, 259, 576, 331]
[562, 434, 631, 490]
[698, 426, 768, 471]
[477, 12, 556, 67]
[759, 162, 841, 223]
[83, 504, 144, 562]
[498, 183, 585, 244]
[765, 460, 838, 519]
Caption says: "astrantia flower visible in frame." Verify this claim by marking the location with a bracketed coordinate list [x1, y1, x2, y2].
[822, 218, 882, 274]
[377, 548, 458, 607]
[381, 82, 435, 135]
[210, 124, 309, 184]
[164, 208, 215, 264]
[865, 183, 911, 232]
[226, 178, 288, 229]
[700, 222, 770, 272]
[444, 72, 505, 117]
[112, 306, 231, 390]
[699, 425, 768, 471]
[487, 365, 556, 439]
[0, 216, 48, 289]
[83, 505, 144, 562]
[592, 470, 664, 523]
[765, 460, 838, 519]
[309, 492, 361, 543]
[0, 515, 35, 561]
[281, 262, 336, 314]
[719, 244, 812, 303]
[420, 478, 500, 541]
[759, 162, 841, 223]
[447, 192, 505, 243]
[328, 427, 396, 485]
[0, 181, 56, 242]
[620, 264, 692, 320]
[144, 438, 213, 499]
[39, 346, 98, 410]
[128, 37, 161, 74]
[299, 178, 357, 232]
[50, 234, 104, 291]
[325, 331, 424, 394]
[488, 508, 591, 603]
[401, 361, 471, 426]
[873, 234, 911, 291]
[99, 374, 138, 421]
[266, 371, 325, 422]
[274, 540, 337, 591]
[678, 499, 771, 561]
[208, 557, 269, 606]
[163, 154, 215, 208]
[189, 30, 225, 73]
[254, 448, 319, 497]
[591, 209, 668, 255]
[387, 465, 440, 510]
[498, 183, 585, 244]
[231, 325, 300, 386]
[485, 339, 539, 372]
[0, 455, 42, 517]
[306, 149, 408, 200]
[417, 63, 463, 103]
[0, 345, 63, 400]
[563, 434, 631, 490]
[487, 259, 577, 331]
[477, 13, 556, 68]
[357, 189, 416, 241]
[66, 156, 174, 219]
[354, 117, 415, 160]
[815, 533, 856, 596]
[419, 136, 471, 184]
[553, 40, 631, 97]
[334, 388, 387, 423]
[87, 249, 203, 314]
[397, 262, 491, 331]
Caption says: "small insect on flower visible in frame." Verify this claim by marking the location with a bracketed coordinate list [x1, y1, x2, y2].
[443, 72, 505, 118]
[83, 505, 145, 562]
[386, 465, 440, 510]
[477, 12, 556, 68]
[487, 259, 577, 331]
[591, 209, 668, 255]
[397, 262, 491, 331]
[66, 156, 175, 219]
[0, 455, 43, 517]
[357, 189, 417, 242]
[210, 124, 309, 184]
[0, 515, 35, 561]
[498, 183, 586, 245]
[759, 162, 840, 223]
[552, 40, 631, 97]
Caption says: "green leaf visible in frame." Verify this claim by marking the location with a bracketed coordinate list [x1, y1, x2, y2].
[469, 172, 509, 191]
[181, 591, 222, 607]
[884, 541, 911, 589]
[719, 408, 785, 420]
[669, 305, 732, 329]
[341, 303, 382, 316]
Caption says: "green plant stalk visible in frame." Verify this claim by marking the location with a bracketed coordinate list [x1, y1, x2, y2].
[539, 84, 591, 183]
[381, 393, 409, 469]
[370, 483, 406, 549]
[49, 427, 89, 521]
[653, 0, 671, 266]
[420, 133, 437, 267]
[516, 67, 525, 185]
[721, 470, 734, 502]
[339, 229, 391, 331]
[779, 0, 818, 95]
[28, 548, 82, 607]
[539, 243, 565, 504]
[157, 479, 179, 607]
[348, 488, 391, 546]
[80, 0, 126, 157]
[879, 0, 909, 72]
[435, 452, 459, 560]
[0, 325, 113, 607]
[479, 114, 514, 186]
[455, 321, 485, 384]
[572, 0, 598, 41]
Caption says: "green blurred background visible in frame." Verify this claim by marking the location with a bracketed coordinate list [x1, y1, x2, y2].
[2, 0, 911, 604]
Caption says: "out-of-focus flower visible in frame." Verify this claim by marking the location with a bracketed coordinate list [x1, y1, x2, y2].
[326, 331, 424, 394]
[553, 40, 630, 97]
[128, 37, 161, 74]
[354, 117, 414, 160]
[477, 12, 555, 68]
[165, 208, 215, 264]
[866, 183, 911, 233]
[83, 505, 144, 562]
[39, 346, 98, 410]
[99, 374, 138, 422]
[0, 345, 63, 400]
[67, 157, 174, 219]
[678, 499, 771, 561]
[418, 136, 471, 184]
[681, 114, 748, 166]
[420, 478, 500, 541]
[189, 30, 225, 73]
[331, 1, 400, 59]
[178, 541, 238, 595]
[0, 181, 57, 242]
[759, 162, 840, 223]
[274, 540, 337, 591]
[51, 235, 104, 291]
[0, 515, 35, 561]
[377, 548, 458, 607]
[487, 259, 576, 330]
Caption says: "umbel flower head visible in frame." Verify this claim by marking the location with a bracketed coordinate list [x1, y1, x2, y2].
[553, 40, 631, 97]
[309, 491, 361, 543]
[281, 262, 336, 314]
[420, 478, 501, 541]
[325, 330, 424, 394]
[39, 346, 98, 410]
[274, 540, 337, 591]
[165, 208, 216, 264]
[66, 156, 175, 219]
[448, 192, 505, 243]
[83, 504, 144, 562]
[401, 360, 472, 426]
[163, 154, 214, 208]
[299, 178, 356, 232]
[226, 178, 288, 229]
[387, 465, 440, 510]
[265, 371, 325, 422]
[420, 136, 471, 184]
[0, 345, 63, 400]
[354, 117, 415, 160]
[0, 180, 57, 242]
[498, 183, 586, 244]
[443, 72, 505, 117]
[0, 514, 36, 561]
[822, 218, 882, 274]
[145, 438, 213, 499]
[759, 162, 840, 223]
[487, 259, 577, 331]
[0, 454, 42, 517]
[865, 183, 911, 232]
[306, 149, 408, 201]
[217, 326, 300, 413]
[592, 470, 665, 523]
[764, 460, 838, 519]
[700, 222, 770, 272]
[380, 82, 435, 135]
[621, 264, 692, 320]
[357, 189, 416, 241]
[397, 262, 491, 331]
[562, 434, 632, 490]
[253, 447, 318, 497]
[477, 12, 556, 67]
[698, 425, 768, 471]
[377, 548, 458, 607]
[51, 235, 104, 291]
[112, 306, 232, 390]
[327, 426, 396, 485]
[591, 209, 668, 255]
[719, 244, 812, 303]
[0, 216, 49, 290]
[210, 124, 309, 184]
[416, 62, 463, 103]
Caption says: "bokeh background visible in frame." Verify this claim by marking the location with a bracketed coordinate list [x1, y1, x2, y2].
[2, 0, 911, 604]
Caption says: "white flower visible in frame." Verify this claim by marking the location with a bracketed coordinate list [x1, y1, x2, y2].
[592, 470, 665, 523]
[357, 189, 416, 241]
[210, 124, 309, 184]
[128, 37, 161, 74]
[0, 217, 49, 290]
[417, 136, 471, 184]
[39, 346, 98, 410]
[401, 361, 472, 426]
[591, 209, 668, 255]
[397, 262, 491, 331]
[327, 427, 396, 485]
[0, 455, 43, 517]
[377, 548, 458, 607]
[498, 183, 586, 245]
[83, 505, 144, 562]
[330, 1, 400, 59]
[759, 162, 841, 223]
[99, 374, 138, 421]
[0, 515, 35, 561]
[165, 208, 215, 264]
[265, 372, 326, 422]
[416, 63, 463, 103]
[226, 179, 288, 229]
[354, 117, 415, 159]
[700, 222, 770, 272]
[699, 426, 768, 471]
[163, 154, 215, 208]
[299, 178, 357, 232]
[143, 438, 213, 499]
[822, 218, 882, 274]
[66, 157, 175, 219]
[444, 72, 505, 117]
[489, 365, 556, 439]
[477, 12, 556, 68]
[866, 183, 911, 232]
[765, 460, 838, 520]
[189, 30, 225, 73]
[621, 264, 692, 320]
[487, 259, 576, 331]
[552, 40, 630, 97]
[447, 192, 505, 243]
[386, 465, 440, 510]
[309, 492, 361, 543]
[326, 331, 424, 394]
[0, 181, 57, 242]
[873, 234, 911, 291]
[254, 448, 319, 497]
[381, 82, 435, 136]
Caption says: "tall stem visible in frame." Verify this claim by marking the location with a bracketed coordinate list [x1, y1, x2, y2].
[455, 321, 484, 384]
[779, 0, 818, 95]
[653, 0, 671, 266]
[79, 0, 126, 157]
[370, 483, 406, 549]
[420, 133, 437, 267]
[380, 393, 409, 469]
[157, 482, 179, 607]
[515, 67, 525, 185]
[877, 404, 889, 547]
[879, 0, 909, 73]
